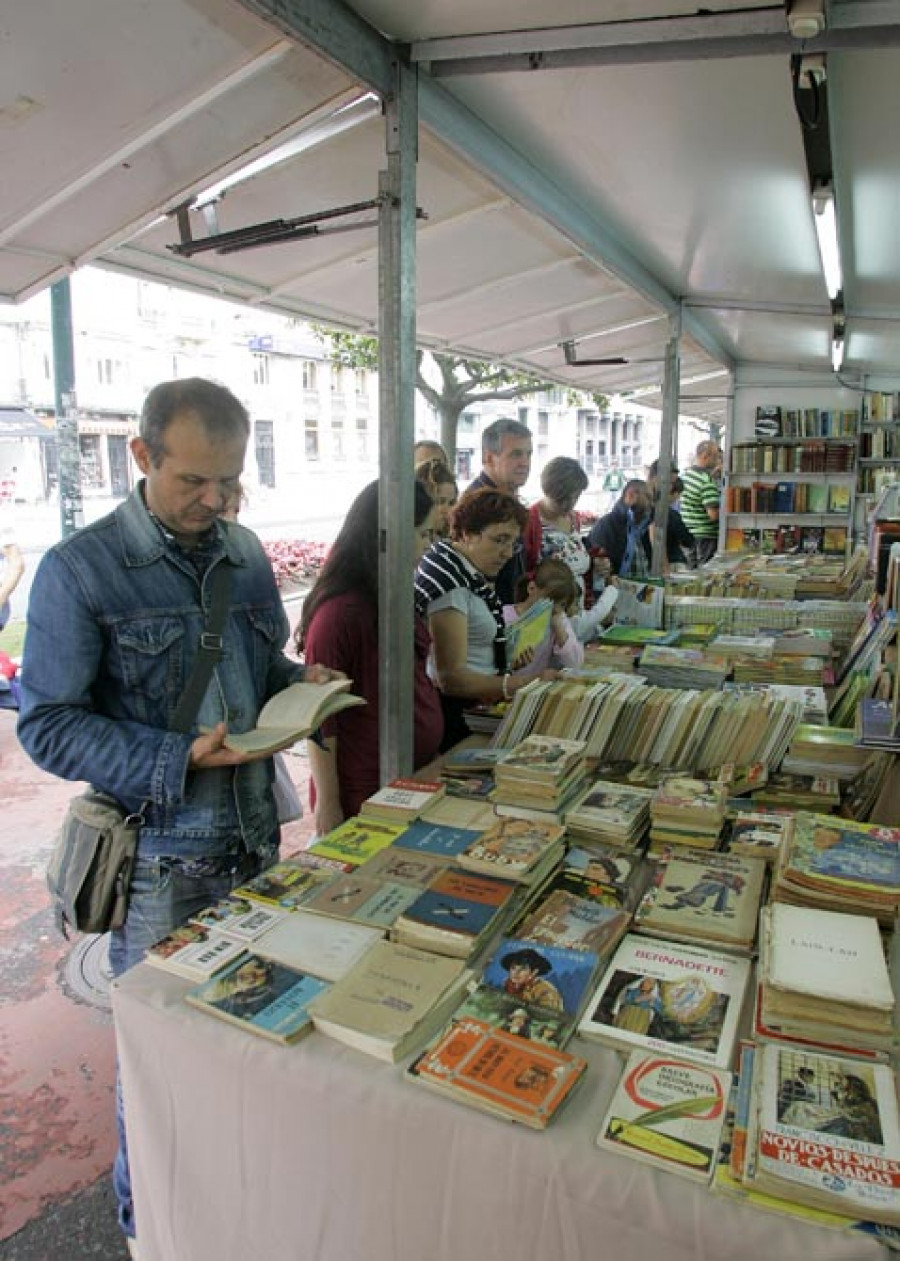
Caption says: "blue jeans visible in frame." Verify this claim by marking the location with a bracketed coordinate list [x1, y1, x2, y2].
[111, 842, 279, 1239]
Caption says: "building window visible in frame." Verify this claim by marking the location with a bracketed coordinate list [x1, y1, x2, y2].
[305, 417, 319, 459]
[356, 414, 368, 431]
[357, 433, 368, 459]
[460, 412, 476, 430]
[537, 410, 549, 436]
[518, 406, 529, 425]
[255, 419, 275, 489]
[302, 360, 318, 391]
[333, 432, 344, 459]
[252, 353, 270, 387]
[355, 368, 367, 396]
[78, 435, 104, 488]
[331, 365, 344, 393]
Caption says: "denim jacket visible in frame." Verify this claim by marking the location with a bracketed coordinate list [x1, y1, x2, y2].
[17, 486, 304, 859]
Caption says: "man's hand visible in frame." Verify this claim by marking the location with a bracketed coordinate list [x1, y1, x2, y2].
[304, 664, 347, 685]
[190, 723, 257, 768]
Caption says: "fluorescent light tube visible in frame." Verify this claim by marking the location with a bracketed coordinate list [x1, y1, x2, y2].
[813, 189, 842, 300]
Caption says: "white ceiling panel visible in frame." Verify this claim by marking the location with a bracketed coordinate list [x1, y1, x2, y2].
[3, 0, 898, 401]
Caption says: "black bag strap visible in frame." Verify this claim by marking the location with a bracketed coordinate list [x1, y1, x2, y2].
[170, 563, 232, 735]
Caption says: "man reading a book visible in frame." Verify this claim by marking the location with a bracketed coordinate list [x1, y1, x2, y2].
[17, 377, 341, 1256]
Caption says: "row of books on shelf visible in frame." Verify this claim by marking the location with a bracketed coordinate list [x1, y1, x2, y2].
[754, 406, 859, 439]
[724, 525, 848, 556]
[732, 441, 856, 474]
[861, 392, 899, 423]
[725, 482, 851, 515]
[859, 429, 900, 459]
[859, 467, 900, 496]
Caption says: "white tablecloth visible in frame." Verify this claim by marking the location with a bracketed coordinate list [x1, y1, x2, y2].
[113, 964, 887, 1261]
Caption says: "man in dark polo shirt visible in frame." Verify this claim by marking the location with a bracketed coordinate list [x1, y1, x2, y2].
[468, 417, 532, 603]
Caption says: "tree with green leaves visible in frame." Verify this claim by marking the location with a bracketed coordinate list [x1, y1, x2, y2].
[316, 329, 582, 464]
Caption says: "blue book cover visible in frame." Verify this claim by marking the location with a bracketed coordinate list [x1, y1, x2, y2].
[773, 481, 795, 513]
[400, 867, 516, 938]
[391, 819, 484, 857]
[186, 955, 330, 1043]
[481, 937, 599, 1017]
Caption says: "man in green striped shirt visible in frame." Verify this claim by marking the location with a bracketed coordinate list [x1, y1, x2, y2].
[680, 440, 722, 565]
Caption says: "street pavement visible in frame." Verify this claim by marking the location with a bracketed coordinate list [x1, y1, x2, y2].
[0, 711, 315, 1256]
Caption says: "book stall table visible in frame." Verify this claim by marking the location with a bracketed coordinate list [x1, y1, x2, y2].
[113, 963, 890, 1261]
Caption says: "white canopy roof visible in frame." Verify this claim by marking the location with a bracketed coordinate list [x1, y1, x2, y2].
[4, 0, 900, 427]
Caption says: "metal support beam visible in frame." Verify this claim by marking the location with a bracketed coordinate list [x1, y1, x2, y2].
[378, 60, 418, 784]
[411, 6, 900, 74]
[651, 312, 681, 577]
[237, 0, 734, 377]
[50, 278, 83, 539]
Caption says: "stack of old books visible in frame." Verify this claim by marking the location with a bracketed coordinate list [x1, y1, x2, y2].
[438, 744, 508, 801]
[727, 808, 794, 865]
[390, 865, 522, 960]
[453, 815, 566, 887]
[648, 775, 728, 852]
[408, 1016, 588, 1129]
[742, 1042, 900, 1227]
[751, 771, 841, 812]
[491, 734, 588, 823]
[564, 779, 652, 849]
[756, 902, 896, 1058]
[635, 644, 731, 690]
[780, 722, 874, 780]
[770, 811, 900, 925]
[358, 777, 446, 824]
[307, 939, 471, 1062]
[633, 847, 767, 954]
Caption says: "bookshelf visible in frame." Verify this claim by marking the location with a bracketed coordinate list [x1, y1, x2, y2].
[724, 427, 857, 556]
[857, 391, 900, 511]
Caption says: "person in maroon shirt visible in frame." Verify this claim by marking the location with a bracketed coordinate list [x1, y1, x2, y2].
[297, 480, 443, 834]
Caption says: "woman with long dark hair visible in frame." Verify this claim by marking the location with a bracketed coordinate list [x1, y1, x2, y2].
[297, 480, 442, 834]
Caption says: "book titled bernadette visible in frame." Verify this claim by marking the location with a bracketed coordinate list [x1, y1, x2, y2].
[222, 679, 365, 754]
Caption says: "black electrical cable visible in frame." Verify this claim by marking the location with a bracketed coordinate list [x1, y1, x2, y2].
[791, 52, 822, 130]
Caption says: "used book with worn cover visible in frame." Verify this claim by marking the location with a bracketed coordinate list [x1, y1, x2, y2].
[145, 923, 247, 981]
[358, 778, 446, 823]
[772, 811, 900, 921]
[391, 866, 520, 959]
[597, 1051, 732, 1183]
[232, 860, 336, 910]
[745, 1044, 900, 1226]
[514, 888, 630, 958]
[299, 871, 420, 928]
[452, 983, 575, 1049]
[633, 847, 766, 953]
[253, 910, 383, 983]
[728, 810, 794, 863]
[222, 679, 365, 754]
[409, 1016, 587, 1128]
[455, 815, 565, 883]
[185, 954, 330, 1044]
[480, 936, 601, 1020]
[190, 897, 287, 941]
[307, 939, 469, 1062]
[306, 816, 406, 868]
[390, 818, 485, 859]
[578, 934, 751, 1069]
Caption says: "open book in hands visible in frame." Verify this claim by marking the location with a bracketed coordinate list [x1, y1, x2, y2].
[224, 679, 365, 755]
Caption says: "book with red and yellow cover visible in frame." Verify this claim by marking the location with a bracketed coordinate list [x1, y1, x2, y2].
[409, 1016, 586, 1128]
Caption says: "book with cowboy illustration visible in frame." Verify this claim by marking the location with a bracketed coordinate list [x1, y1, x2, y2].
[222, 679, 365, 754]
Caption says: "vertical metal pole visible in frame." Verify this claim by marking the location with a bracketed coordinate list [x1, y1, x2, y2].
[718, 373, 735, 554]
[651, 309, 681, 577]
[377, 59, 418, 783]
[50, 278, 83, 538]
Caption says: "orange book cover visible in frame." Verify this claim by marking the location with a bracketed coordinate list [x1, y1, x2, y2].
[414, 1017, 587, 1126]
